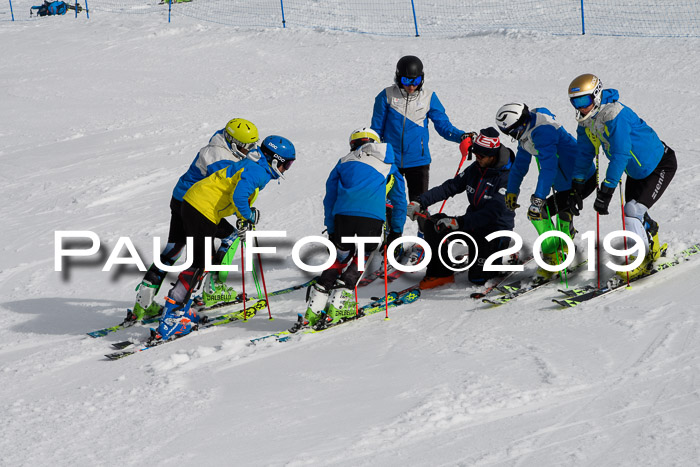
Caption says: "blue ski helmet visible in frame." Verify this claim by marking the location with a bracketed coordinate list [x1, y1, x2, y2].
[261, 135, 296, 179]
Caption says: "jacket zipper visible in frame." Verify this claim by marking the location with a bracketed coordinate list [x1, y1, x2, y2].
[400, 94, 409, 169]
[474, 169, 488, 206]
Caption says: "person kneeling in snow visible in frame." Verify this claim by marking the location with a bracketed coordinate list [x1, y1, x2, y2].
[300, 128, 407, 330]
[407, 127, 515, 289]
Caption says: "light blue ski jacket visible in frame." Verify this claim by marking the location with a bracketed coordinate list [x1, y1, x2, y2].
[573, 89, 664, 188]
[324, 143, 407, 234]
[508, 108, 596, 199]
[371, 85, 463, 169]
[172, 130, 242, 201]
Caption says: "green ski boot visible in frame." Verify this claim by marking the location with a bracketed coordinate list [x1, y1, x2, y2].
[324, 287, 357, 325]
[302, 283, 330, 327]
[202, 275, 237, 307]
[127, 280, 163, 323]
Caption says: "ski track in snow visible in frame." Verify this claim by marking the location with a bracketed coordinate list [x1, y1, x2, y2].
[2, 14, 700, 466]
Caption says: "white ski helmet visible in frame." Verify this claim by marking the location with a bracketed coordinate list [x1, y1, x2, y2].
[568, 74, 603, 122]
[349, 127, 381, 151]
[495, 103, 530, 140]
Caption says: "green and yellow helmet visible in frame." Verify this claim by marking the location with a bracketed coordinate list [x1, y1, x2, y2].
[224, 118, 259, 158]
[568, 74, 603, 122]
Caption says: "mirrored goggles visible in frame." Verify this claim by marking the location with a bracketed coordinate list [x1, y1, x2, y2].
[570, 94, 594, 109]
[262, 145, 295, 171]
[235, 141, 257, 154]
[278, 159, 294, 171]
[226, 134, 258, 154]
[400, 75, 423, 87]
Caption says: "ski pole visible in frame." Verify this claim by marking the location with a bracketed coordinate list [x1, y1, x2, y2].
[354, 285, 359, 316]
[619, 183, 630, 286]
[241, 239, 247, 319]
[384, 245, 390, 320]
[547, 187, 568, 287]
[254, 233, 273, 320]
[438, 137, 472, 213]
[595, 153, 601, 289]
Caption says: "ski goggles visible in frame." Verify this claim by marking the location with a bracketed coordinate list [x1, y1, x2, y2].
[570, 94, 594, 109]
[277, 158, 294, 171]
[507, 123, 526, 140]
[261, 145, 295, 171]
[400, 75, 423, 87]
[235, 141, 257, 154]
[226, 134, 258, 155]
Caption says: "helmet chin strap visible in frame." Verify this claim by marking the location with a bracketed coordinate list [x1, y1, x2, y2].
[272, 160, 286, 180]
[576, 106, 599, 123]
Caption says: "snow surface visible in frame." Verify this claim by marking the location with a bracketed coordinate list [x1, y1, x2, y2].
[2, 15, 700, 467]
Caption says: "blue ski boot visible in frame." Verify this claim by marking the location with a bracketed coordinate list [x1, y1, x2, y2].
[156, 296, 204, 340]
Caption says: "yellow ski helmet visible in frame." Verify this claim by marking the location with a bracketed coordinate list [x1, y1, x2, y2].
[224, 118, 259, 158]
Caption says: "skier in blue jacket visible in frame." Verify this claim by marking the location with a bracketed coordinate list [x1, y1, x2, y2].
[406, 127, 516, 289]
[301, 128, 407, 329]
[495, 103, 597, 280]
[154, 134, 296, 341]
[371, 55, 471, 203]
[127, 118, 259, 324]
[568, 74, 677, 278]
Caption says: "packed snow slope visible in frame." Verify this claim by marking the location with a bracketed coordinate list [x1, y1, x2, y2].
[2, 16, 700, 467]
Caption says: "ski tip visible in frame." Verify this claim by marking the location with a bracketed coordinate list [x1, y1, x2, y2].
[87, 331, 108, 338]
[111, 341, 133, 350]
[552, 299, 578, 308]
[105, 351, 133, 360]
[470, 292, 485, 299]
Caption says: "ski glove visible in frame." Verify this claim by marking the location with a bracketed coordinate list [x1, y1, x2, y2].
[593, 185, 615, 215]
[527, 196, 547, 221]
[459, 132, 476, 159]
[569, 179, 585, 216]
[236, 208, 259, 241]
[247, 207, 260, 225]
[386, 230, 402, 246]
[434, 217, 459, 234]
[328, 231, 341, 248]
[505, 193, 520, 211]
[406, 201, 425, 221]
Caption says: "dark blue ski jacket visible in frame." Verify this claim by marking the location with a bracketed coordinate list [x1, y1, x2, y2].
[418, 149, 516, 234]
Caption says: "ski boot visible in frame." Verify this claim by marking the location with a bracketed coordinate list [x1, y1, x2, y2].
[126, 280, 163, 324]
[318, 286, 356, 329]
[534, 251, 566, 284]
[154, 296, 204, 341]
[617, 215, 666, 280]
[201, 275, 238, 307]
[299, 283, 330, 329]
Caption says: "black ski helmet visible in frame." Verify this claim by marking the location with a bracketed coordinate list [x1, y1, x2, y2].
[394, 55, 425, 90]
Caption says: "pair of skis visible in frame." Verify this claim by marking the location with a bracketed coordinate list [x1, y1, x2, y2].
[249, 286, 421, 344]
[552, 243, 700, 308]
[478, 243, 700, 308]
[87, 277, 317, 338]
[481, 259, 589, 306]
[105, 285, 421, 360]
[105, 299, 269, 360]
